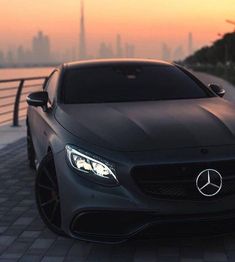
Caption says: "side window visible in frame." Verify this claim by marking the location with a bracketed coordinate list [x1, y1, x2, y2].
[45, 71, 59, 105]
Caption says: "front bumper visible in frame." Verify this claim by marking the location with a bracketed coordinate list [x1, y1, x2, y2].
[54, 146, 235, 243]
[71, 210, 235, 243]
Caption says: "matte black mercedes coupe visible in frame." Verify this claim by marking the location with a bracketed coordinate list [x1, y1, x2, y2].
[27, 59, 235, 243]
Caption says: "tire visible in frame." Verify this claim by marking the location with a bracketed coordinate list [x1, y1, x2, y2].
[35, 152, 67, 237]
[27, 127, 36, 170]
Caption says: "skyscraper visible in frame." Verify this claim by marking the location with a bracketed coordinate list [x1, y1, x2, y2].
[98, 42, 114, 58]
[79, 0, 87, 60]
[32, 31, 50, 64]
[125, 43, 135, 58]
[0, 50, 4, 65]
[173, 45, 185, 61]
[188, 32, 193, 56]
[161, 43, 171, 61]
[116, 34, 123, 58]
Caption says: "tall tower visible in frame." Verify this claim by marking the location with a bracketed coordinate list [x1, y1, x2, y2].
[161, 43, 171, 61]
[188, 32, 193, 56]
[116, 34, 123, 58]
[79, 0, 87, 60]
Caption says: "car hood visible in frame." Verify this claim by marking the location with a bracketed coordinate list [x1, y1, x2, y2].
[55, 97, 235, 151]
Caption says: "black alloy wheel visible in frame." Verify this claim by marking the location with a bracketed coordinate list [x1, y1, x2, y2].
[35, 152, 66, 236]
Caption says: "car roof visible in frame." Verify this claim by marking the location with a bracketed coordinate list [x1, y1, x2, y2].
[62, 58, 173, 70]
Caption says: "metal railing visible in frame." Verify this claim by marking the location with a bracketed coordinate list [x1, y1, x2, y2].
[0, 76, 48, 126]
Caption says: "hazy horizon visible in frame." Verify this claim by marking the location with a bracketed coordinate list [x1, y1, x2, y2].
[1, 0, 235, 60]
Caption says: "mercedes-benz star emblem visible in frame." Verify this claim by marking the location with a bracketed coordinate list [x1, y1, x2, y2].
[196, 169, 222, 197]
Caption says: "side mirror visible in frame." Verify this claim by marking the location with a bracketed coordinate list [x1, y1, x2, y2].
[27, 91, 48, 108]
[208, 83, 225, 97]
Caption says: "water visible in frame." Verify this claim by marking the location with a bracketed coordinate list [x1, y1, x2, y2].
[0, 67, 53, 80]
[0, 67, 53, 125]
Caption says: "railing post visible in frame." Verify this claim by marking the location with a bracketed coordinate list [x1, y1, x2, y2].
[42, 77, 48, 89]
[12, 80, 24, 127]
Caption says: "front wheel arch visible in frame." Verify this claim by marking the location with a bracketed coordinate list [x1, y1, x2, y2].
[35, 151, 67, 237]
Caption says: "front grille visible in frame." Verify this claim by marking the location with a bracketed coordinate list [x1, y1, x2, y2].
[132, 160, 235, 200]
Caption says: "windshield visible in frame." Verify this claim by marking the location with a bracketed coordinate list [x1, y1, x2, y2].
[63, 65, 211, 104]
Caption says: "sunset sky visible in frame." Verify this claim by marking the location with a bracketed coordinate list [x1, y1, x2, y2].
[1, 0, 235, 58]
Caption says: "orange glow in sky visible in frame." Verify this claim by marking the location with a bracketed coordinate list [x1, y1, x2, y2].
[1, 0, 235, 58]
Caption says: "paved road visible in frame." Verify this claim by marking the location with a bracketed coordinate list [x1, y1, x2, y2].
[0, 121, 26, 150]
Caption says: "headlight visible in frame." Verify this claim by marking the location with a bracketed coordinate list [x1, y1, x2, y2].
[65, 145, 119, 186]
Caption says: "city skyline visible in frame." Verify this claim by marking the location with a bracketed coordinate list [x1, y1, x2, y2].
[0, 0, 234, 66]
[0, 0, 234, 58]
[0, 1, 197, 66]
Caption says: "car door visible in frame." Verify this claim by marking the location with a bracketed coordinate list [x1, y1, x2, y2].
[29, 70, 60, 164]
